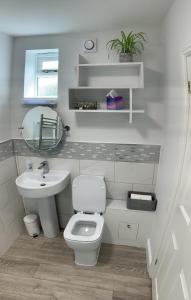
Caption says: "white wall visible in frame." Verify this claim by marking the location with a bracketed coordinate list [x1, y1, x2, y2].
[0, 32, 25, 256]
[11, 26, 164, 144]
[148, 0, 191, 266]
[0, 32, 12, 142]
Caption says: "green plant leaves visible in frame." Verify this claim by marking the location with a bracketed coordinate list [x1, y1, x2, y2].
[107, 30, 147, 55]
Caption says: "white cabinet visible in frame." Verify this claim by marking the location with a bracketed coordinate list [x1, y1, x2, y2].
[69, 55, 145, 123]
[103, 200, 155, 247]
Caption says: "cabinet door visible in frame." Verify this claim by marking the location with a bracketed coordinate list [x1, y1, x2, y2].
[118, 222, 139, 241]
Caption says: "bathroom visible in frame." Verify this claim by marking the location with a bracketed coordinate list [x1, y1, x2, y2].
[0, 0, 191, 299]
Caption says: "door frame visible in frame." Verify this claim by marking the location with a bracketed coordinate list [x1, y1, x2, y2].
[149, 45, 191, 280]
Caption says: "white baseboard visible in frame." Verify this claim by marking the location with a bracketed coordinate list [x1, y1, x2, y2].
[152, 278, 159, 300]
[146, 238, 153, 276]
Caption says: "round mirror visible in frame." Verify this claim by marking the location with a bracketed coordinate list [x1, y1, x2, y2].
[22, 106, 63, 151]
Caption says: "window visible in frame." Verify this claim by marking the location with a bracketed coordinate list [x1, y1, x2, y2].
[24, 49, 59, 99]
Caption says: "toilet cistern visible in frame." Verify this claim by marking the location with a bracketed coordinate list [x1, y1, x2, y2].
[38, 160, 49, 176]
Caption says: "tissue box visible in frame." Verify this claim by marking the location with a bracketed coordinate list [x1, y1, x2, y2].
[127, 191, 157, 212]
[106, 96, 125, 110]
[106, 96, 117, 110]
[115, 96, 125, 110]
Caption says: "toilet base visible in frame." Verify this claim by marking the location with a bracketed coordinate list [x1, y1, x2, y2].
[74, 246, 100, 266]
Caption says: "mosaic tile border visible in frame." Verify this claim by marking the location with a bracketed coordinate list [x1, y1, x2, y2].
[13, 139, 160, 164]
[0, 140, 14, 162]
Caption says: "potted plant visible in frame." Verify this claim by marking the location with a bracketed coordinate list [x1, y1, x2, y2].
[107, 30, 147, 62]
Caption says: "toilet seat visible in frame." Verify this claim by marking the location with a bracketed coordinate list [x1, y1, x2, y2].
[64, 212, 104, 243]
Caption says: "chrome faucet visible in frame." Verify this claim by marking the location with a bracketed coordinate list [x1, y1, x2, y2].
[38, 161, 49, 176]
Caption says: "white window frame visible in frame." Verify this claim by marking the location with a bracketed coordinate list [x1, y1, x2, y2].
[24, 49, 59, 104]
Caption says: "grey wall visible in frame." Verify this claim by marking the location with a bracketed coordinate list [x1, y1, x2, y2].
[11, 26, 164, 145]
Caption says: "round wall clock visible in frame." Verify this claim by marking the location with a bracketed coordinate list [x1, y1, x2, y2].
[83, 39, 97, 52]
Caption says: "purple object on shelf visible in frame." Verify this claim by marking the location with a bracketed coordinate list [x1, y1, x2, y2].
[106, 95, 125, 110]
[106, 96, 116, 110]
[115, 96, 125, 110]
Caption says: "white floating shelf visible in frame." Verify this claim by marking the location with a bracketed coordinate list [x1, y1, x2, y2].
[70, 86, 135, 89]
[68, 55, 145, 123]
[76, 55, 144, 89]
[77, 62, 143, 67]
[72, 109, 144, 113]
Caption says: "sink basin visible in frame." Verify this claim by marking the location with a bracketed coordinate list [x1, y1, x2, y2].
[16, 169, 70, 238]
[16, 170, 70, 198]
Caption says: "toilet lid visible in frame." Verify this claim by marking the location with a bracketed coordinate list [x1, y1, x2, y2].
[72, 175, 106, 213]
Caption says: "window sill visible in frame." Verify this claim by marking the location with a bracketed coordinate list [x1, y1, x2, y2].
[22, 97, 57, 106]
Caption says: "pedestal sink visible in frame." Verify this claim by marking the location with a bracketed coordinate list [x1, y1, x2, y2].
[16, 170, 70, 238]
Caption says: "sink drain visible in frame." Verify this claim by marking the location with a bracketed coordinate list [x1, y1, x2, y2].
[40, 183, 46, 187]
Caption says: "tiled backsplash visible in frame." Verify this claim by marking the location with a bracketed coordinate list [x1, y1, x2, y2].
[0, 140, 14, 162]
[16, 156, 158, 238]
[0, 156, 24, 256]
[13, 139, 160, 164]
[12, 138, 160, 226]
[12, 140, 160, 248]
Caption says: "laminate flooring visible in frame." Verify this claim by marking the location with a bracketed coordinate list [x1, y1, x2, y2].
[0, 234, 152, 300]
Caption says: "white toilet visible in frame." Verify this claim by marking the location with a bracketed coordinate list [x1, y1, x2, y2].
[63, 175, 106, 266]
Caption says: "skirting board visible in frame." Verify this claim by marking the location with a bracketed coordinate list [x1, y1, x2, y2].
[152, 278, 159, 300]
[146, 238, 153, 276]
[146, 239, 158, 300]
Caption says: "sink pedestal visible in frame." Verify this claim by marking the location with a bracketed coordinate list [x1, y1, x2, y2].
[38, 196, 59, 238]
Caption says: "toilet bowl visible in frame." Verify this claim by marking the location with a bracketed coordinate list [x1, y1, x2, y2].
[63, 175, 106, 266]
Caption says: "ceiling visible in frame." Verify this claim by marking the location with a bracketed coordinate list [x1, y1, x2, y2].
[0, 0, 174, 36]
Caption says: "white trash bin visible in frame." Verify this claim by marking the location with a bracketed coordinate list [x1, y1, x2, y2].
[23, 214, 40, 237]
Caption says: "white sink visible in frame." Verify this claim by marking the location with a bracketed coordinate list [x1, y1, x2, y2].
[16, 170, 70, 198]
[16, 170, 70, 238]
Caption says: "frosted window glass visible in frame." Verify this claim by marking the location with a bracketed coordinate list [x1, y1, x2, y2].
[37, 76, 58, 97]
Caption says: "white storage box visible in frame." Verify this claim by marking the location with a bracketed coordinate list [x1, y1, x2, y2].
[23, 214, 40, 237]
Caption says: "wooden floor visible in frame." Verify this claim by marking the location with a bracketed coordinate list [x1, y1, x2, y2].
[0, 234, 152, 300]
